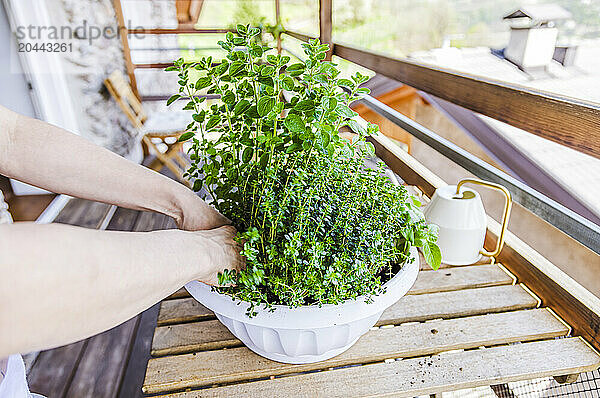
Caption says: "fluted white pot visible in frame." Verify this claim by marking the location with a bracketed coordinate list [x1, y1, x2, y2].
[185, 246, 419, 364]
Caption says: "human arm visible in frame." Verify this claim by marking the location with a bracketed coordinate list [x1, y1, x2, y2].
[0, 223, 242, 357]
[0, 105, 227, 230]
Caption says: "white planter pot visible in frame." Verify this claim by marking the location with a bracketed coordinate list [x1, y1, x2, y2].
[185, 246, 419, 364]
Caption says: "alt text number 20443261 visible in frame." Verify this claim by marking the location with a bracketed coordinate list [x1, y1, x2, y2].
[18, 42, 73, 53]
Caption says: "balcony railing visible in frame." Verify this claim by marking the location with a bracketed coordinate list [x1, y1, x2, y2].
[112, 0, 600, 355]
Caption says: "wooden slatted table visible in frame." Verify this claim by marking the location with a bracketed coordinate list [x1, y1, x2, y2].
[142, 256, 600, 397]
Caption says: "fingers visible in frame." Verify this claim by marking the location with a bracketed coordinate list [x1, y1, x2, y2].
[196, 225, 245, 286]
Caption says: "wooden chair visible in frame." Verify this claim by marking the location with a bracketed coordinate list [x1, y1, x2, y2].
[104, 70, 191, 187]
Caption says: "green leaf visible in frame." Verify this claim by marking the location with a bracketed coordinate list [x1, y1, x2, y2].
[177, 131, 194, 142]
[242, 147, 254, 163]
[192, 179, 203, 192]
[248, 27, 260, 37]
[257, 76, 274, 87]
[195, 77, 212, 90]
[294, 100, 315, 112]
[165, 66, 178, 72]
[247, 106, 260, 118]
[284, 114, 305, 133]
[229, 61, 245, 77]
[281, 76, 294, 90]
[192, 111, 206, 123]
[166, 94, 181, 106]
[236, 24, 247, 34]
[257, 97, 276, 117]
[334, 104, 358, 118]
[321, 131, 331, 148]
[346, 119, 366, 135]
[233, 99, 251, 116]
[286, 63, 305, 77]
[323, 97, 337, 111]
[337, 79, 353, 88]
[261, 65, 275, 76]
[249, 45, 263, 57]
[422, 242, 442, 270]
[286, 143, 302, 153]
[222, 90, 235, 105]
[206, 114, 220, 130]
[259, 153, 269, 168]
[214, 61, 229, 76]
[267, 55, 278, 65]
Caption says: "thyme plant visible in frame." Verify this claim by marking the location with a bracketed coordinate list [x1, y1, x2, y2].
[167, 25, 441, 315]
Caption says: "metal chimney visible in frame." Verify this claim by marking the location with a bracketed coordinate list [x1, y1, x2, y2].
[503, 4, 571, 71]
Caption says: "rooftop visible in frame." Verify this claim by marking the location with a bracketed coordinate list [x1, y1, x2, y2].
[409, 40, 600, 218]
[503, 4, 572, 23]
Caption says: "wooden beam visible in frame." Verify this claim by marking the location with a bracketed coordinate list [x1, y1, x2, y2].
[336, 43, 600, 159]
[189, 0, 204, 25]
[134, 62, 174, 69]
[275, 0, 282, 54]
[319, 0, 333, 60]
[112, 0, 139, 99]
[134, 61, 223, 70]
[127, 27, 232, 35]
[284, 30, 313, 43]
[369, 132, 600, 353]
[283, 31, 600, 159]
[140, 94, 219, 102]
[176, 0, 192, 24]
[175, 0, 204, 26]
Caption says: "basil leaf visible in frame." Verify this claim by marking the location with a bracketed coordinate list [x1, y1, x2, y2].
[422, 242, 442, 270]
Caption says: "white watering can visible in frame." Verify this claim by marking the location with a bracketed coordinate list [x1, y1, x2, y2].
[424, 178, 512, 265]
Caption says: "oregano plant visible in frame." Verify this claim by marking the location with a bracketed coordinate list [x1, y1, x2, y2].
[167, 25, 441, 315]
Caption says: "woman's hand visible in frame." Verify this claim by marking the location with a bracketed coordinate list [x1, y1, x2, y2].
[172, 191, 231, 231]
[178, 198, 231, 232]
[186, 225, 245, 285]
[0, 222, 244, 356]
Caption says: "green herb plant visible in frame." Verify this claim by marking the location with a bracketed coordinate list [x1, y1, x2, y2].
[167, 25, 441, 316]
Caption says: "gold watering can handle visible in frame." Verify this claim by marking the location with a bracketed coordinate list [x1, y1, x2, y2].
[456, 178, 513, 260]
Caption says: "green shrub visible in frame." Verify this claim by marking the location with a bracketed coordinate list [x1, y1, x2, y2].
[167, 25, 440, 316]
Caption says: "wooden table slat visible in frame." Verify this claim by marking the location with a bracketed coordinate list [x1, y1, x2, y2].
[163, 262, 513, 304]
[144, 308, 567, 394]
[154, 337, 600, 397]
[53, 200, 113, 229]
[409, 264, 514, 295]
[152, 284, 537, 356]
[158, 298, 214, 326]
[165, 288, 190, 300]
[158, 283, 536, 328]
